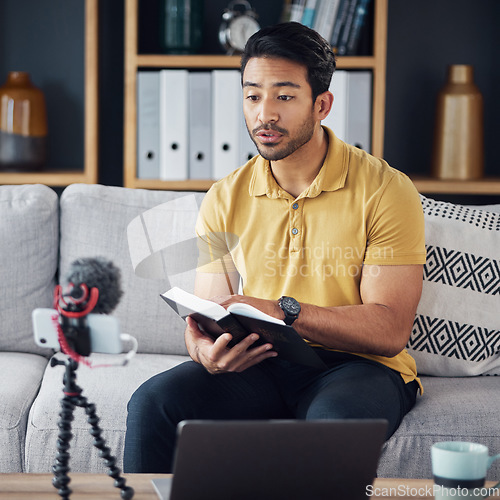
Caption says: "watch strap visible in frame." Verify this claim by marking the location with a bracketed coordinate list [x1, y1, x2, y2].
[278, 296, 300, 325]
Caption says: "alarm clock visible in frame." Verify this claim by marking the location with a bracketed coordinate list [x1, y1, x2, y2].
[219, 1, 260, 55]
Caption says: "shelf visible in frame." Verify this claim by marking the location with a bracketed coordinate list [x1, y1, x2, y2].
[0, 169, 97, 187]
[0, 0, 98, 188]
[132, 178, 214, 191]
[135, 54, 378, 70]
[411, 176, 500, 195]
[124, 0, 389, 189]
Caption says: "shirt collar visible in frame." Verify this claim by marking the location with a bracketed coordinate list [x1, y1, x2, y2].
[249, 127, 348, 199]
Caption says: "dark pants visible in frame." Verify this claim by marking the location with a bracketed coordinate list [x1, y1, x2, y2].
[123, 349, 418, 473]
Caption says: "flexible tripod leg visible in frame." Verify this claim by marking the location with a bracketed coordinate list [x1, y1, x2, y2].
[51, 358, 134, 500]
[52, 395, 76, 499]
[82, 397, 134, 499]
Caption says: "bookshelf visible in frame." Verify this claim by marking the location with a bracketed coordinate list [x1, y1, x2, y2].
[0, 0, 98, 187]
[123, 0, 389, 190]
[410, 177, 500, 196]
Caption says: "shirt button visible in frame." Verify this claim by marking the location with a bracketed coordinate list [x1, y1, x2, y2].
[292, 202, 299, 210]
[291, 228, 299, 235]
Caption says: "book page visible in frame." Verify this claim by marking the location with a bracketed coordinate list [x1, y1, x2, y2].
[226, 302, 285, 325]
[161, 287, 228, 321]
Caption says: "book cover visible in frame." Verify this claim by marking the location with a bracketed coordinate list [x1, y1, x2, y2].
[346, 0, 372, 56]
[289, 0, 306, 23]
[161, 287, 326, 369]
[313, 0, 341, 43]
[301, 0, 318, 28]
[336, 0, 359, 56]
[330, 0, 351, 50]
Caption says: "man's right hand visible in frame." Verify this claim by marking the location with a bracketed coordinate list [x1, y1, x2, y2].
[185, 316, 277, 374]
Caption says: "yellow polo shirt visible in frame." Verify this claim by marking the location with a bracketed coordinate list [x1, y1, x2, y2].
[196, 127, 426, 387]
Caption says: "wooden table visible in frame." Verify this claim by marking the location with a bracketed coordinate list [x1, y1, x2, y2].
[0, 474, 499, 499]
[0, 474, 160, 500]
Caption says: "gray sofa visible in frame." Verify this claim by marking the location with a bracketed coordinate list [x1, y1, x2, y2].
[0, 183, 498, 480]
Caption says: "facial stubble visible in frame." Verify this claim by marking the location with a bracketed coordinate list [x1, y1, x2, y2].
[247, 114, 317, 162]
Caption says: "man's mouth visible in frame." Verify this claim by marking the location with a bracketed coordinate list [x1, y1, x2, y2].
[255, 128, 285, 144]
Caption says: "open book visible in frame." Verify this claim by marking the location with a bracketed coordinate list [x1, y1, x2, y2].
[161, 287, 326, 369]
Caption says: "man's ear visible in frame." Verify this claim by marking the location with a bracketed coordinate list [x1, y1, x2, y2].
[315, 91, 334, 121]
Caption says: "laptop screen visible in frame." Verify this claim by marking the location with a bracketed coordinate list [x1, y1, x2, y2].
[152, 419, 387, 500]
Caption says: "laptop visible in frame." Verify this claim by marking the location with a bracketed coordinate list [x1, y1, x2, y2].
[151, 419, 387, 500]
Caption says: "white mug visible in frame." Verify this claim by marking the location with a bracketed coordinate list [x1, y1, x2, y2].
[431, 441, 500, 499]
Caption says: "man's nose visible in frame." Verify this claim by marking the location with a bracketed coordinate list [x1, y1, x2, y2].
[257, 98, 279, 124]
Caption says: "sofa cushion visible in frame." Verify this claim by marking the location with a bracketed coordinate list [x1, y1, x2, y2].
[25, 352, 188, 472]
[0, 352, 48, 472]
[0, 184, 58, 355]
[407, 197, 500, 376]
[127, 194, 201, 281]
[380, 375, 500, 479]
[59, 184, 205, 356]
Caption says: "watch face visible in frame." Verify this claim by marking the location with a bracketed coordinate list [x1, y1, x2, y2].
[282, 296, 301, 315]
[228, 15, 260, 52]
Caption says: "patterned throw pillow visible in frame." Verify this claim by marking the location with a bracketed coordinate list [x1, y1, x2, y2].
[407, 196, 500, 376]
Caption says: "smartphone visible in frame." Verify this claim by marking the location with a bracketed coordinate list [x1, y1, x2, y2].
[32, 308, 122, 354]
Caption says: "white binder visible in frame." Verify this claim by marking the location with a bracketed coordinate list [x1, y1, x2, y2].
[188, 72, 212, 179]
[323, 70, 372, 153]
[324, 70, 348, 142]
[239, 106, 258, 165]
[212, 70, 241, 180]
[159, 69, 189, 180]
[345, 71, 372, 153]
[137, 71, 160, 179]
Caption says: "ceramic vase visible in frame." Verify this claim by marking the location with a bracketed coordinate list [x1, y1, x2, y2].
[431, 64, 484, 180]
[0, 71, 48, 171]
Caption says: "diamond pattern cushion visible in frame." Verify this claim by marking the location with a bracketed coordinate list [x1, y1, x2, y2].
[407, 196, 500, 376]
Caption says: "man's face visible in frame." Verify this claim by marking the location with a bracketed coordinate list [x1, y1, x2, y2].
[242, 57, 317, 162]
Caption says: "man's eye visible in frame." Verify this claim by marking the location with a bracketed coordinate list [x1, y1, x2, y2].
[278, 95, 293, 101]
[246, 95, 259, 101]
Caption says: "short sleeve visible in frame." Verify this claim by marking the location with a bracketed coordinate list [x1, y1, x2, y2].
[364, 173, 426, 265]
[195, 186, 238, 274]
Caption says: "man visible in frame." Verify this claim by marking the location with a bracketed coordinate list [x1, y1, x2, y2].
[124, 22, 426, 473]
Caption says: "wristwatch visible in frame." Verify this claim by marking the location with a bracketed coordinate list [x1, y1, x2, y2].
[278, 296, 301, 325]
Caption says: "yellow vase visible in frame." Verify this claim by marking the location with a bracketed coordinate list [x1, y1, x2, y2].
[0, 71, 48, 171]
[431, 65, 484, 180]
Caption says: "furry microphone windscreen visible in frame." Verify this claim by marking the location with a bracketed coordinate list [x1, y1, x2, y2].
[65, 257, 123, 314]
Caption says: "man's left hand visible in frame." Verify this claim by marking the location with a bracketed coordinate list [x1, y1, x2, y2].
[211, 294, 284, 321]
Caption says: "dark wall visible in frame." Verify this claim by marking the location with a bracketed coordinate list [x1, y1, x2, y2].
[1, 0, 498, 202]
[384, 0, 499, 180]
[0, 0, 85, 171]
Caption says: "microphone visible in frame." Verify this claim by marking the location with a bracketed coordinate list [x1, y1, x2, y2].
[63, 257, 123, 315]
[33, 257, 137, 368]
[55, 257, 123, 357]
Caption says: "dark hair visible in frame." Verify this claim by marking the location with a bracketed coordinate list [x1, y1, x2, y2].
[241, 22, 336, 102]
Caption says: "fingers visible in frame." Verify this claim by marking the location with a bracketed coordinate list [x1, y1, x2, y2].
[185, 317, 215, 364]
[232, 344, 278, 373]
[185, 317, 278, 374]
[203, 334, 277, 374]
